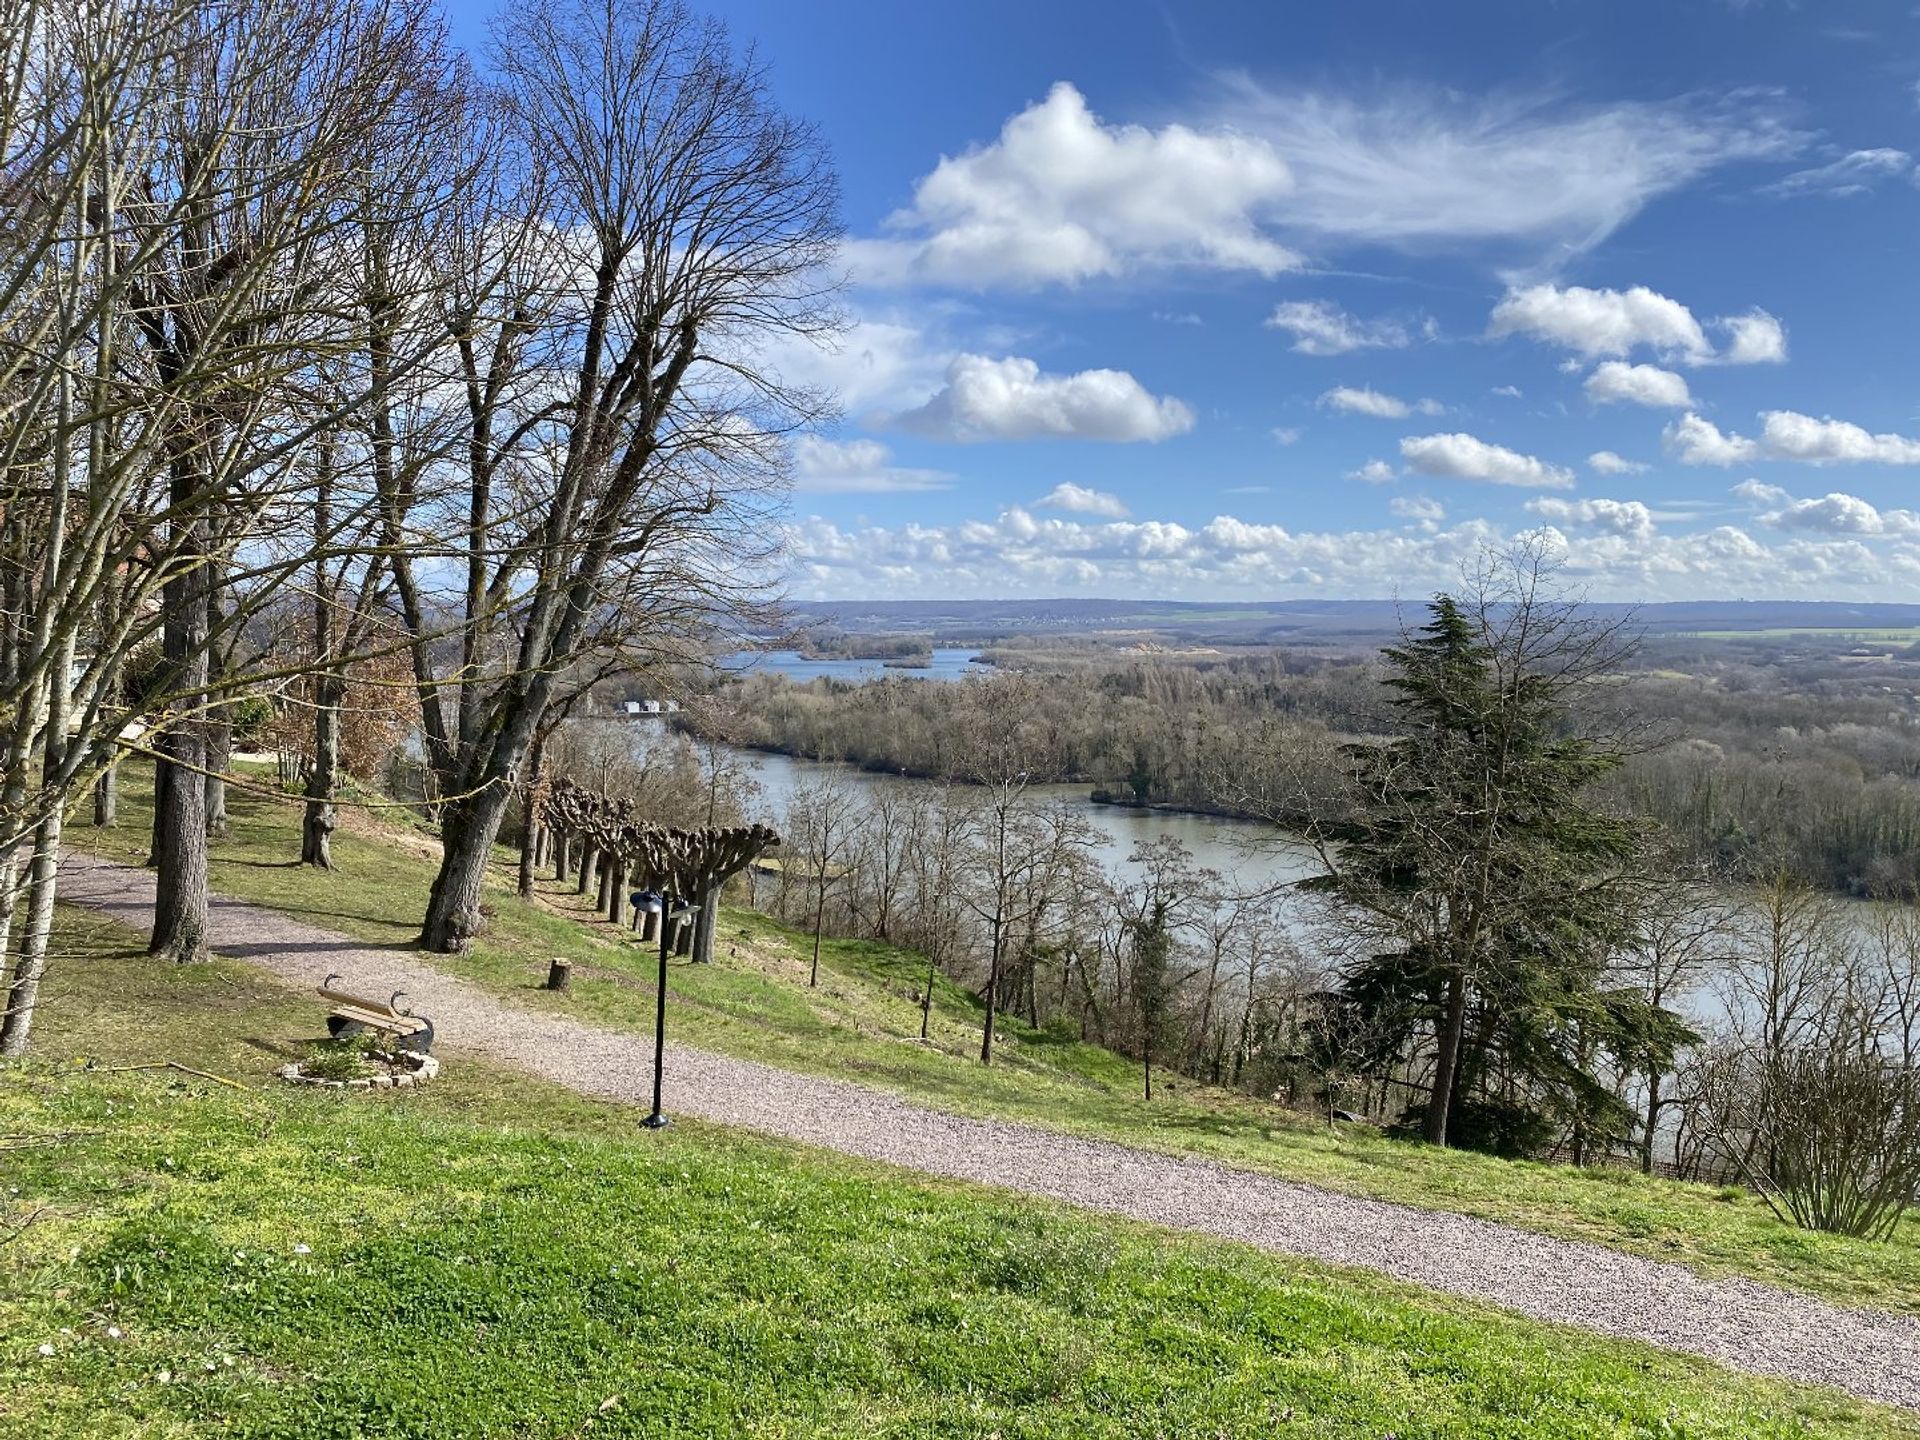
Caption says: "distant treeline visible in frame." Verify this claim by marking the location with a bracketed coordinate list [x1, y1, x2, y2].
[693, 646, 1920, 898]
[788, 629, 935, 665]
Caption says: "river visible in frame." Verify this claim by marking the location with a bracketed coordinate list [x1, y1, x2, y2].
[628, 722, 1317, 891]
[724, 647, 986, 684]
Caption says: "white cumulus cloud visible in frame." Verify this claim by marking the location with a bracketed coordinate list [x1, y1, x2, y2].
[1584, 361, 1693, 409]
[1733, 479, 1920, 535]
[1390, 495, 1446, 530]
[1668, 410, 1920, 466]
[860, 81, 1299, 288]
[1349, 459, 1398, 484]
[854, 82, 1798, 290]
[1589, 450, 1651, 475]
[1491, 283, 1714, 363]
[1490, 284, 1785, 367]
[1038, 482, 1130, 518]
[1399, 432, 1574, 489]
[1525, 496, 1657, 539]
[894, 354, 1194, 443]
[1719, 309, 1788, 364]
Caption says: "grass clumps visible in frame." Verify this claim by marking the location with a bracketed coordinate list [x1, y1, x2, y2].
[296, 1034, 381, 1082]
[5, 1060, 1917, 1440]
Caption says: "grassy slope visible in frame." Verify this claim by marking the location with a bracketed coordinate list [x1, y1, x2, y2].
[67, 761, 1920, 1317]
[2, 912, 1914, 1439]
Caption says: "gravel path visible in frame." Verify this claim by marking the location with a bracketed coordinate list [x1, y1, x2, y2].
[56, 852, 1920, 1411]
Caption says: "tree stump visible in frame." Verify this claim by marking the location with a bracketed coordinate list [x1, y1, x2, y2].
[545, 958, 572, 992]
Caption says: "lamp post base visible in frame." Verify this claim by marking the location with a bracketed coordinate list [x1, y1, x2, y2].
[642, 1112, 670, 1130]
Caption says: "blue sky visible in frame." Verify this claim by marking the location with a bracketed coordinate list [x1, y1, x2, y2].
[450, 0, 1920, 601]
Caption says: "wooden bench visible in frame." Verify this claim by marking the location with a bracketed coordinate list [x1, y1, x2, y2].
[320, 974, 435, 1054]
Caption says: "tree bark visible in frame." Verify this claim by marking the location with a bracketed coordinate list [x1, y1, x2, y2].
[1423, 968, 1470, 1145]
[151, 490, 212, 964]
[418, 786, 512, 953]
[0, 812, 61, 1056]
[980, 925, 1003, 1065]
[150, 716, 210, 963]
[302, 675, 344, 868]
[203, 708, 230, 838]
[93, 762, 116, 826]
[1642, 1070, 1663, 1175]
[693, 884, 716, 964]
[146, 755, 169, 867]
[606, 859, 627, 926]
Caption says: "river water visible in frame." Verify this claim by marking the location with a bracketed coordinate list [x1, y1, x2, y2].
[703, 647, 1314, 887]
[724, 647, 986, 684]
[732, 747, 1316, 889]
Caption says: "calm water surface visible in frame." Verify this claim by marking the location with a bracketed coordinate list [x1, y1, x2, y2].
[724, 647, 985, 684]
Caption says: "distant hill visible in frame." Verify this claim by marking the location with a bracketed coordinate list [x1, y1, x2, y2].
[786, 598, 1920, 647]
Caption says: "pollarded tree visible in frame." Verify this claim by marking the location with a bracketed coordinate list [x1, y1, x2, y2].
[1302, 546, 1661, 1148]
[404, 0, 840, 952]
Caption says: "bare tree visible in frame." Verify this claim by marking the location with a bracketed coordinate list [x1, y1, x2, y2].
[1618, 876, 1736, 1171]
[403, 0, 839, 953]
[1, 0, 434, 1047]
[785, 775, 857, 987]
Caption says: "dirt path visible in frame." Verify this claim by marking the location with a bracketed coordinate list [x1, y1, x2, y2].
[55, 852, 1920, 1411]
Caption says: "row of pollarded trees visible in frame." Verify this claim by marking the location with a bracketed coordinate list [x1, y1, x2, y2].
[0, 0, 840, 1057]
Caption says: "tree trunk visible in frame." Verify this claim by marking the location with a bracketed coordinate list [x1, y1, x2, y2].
[92, 762, 116, 827]
[1423, 968, 1470, 1146]
[302, 676, 343, 868]
[809, 883, 826, 986]
[1642, 1069, 1663, 1175]
[553, 830, 569, 883]
[146, 755, 169, 866]
[980, 923, 1003, 1065]
[418, 786, 513, 953]
[518, 738, 545, 902]
[606, 860, 627, 926]
[151, 514, 212, 965]
[0, 813, 61, 1057]
[577, 846, 597, 896]
[693, 884, 716, 964]
[150, 717, 210, 963]
[204, 708, 230, 839]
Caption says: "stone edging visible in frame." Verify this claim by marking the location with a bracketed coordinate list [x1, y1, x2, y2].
[276, 1052, 440, 1090]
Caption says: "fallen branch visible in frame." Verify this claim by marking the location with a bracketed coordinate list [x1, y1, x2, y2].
[0, 1207, 50, 1248]
[96, 1062, 252, 1093]
[0, 1131, 100, 1150]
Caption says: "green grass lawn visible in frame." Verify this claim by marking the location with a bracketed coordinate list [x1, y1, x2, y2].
[3, 913, 1913, 1439]
[62, 761, 1920, 1317]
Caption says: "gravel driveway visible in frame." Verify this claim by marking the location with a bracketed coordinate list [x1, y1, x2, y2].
[55, 852, 1920, 1411]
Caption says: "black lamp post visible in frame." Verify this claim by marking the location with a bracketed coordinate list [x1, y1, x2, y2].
[643, 895, 701, 1130]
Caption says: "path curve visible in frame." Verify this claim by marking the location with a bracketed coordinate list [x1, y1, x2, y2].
[55, 852, 1920, 1411]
